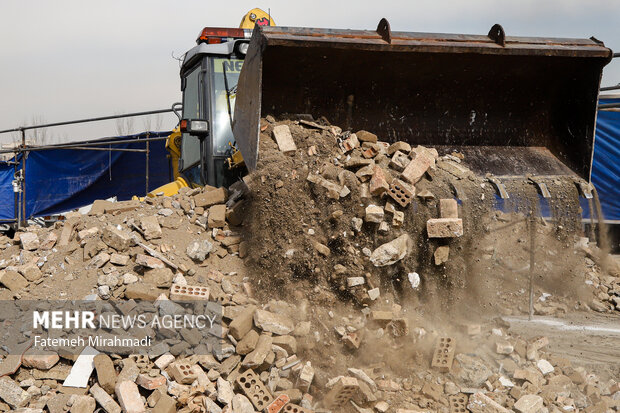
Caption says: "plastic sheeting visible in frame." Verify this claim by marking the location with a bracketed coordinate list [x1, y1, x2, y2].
[590, 97, 620, 221]
[0, 132, 172, 222]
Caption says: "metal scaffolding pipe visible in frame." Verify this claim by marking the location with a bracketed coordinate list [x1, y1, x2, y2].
[0, 136, 168, 155]
[0, 106, 181, 135]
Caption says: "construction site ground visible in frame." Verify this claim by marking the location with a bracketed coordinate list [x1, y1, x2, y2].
[0, 117, 618, 412]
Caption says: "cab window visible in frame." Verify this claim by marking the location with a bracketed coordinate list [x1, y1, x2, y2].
[209, 57, 243, 156]
[179, 65, 202, 183]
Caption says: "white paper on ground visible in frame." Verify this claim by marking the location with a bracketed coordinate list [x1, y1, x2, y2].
[62, 346, 100, 388]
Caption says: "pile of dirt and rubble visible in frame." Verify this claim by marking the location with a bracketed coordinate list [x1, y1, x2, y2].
[0, 117, 618, 412]
[243, 117, 601, 317]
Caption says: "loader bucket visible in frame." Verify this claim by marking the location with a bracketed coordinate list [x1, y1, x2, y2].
[233, 21, 612, 181]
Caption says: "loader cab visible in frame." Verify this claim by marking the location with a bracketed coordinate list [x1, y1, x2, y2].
[177, 28, 251, 188]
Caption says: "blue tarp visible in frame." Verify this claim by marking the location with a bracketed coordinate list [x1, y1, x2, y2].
[0, 132, 172, 221]
[591, 98, 620, 221]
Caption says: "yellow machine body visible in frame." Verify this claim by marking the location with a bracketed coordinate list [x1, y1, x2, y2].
[239, 8, 275, 29]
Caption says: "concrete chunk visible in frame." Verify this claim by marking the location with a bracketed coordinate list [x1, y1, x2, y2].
[208, 204, 226, 228]
[356, 130, 377, 143]
[229, 305, 256, 340]
[313, 241, 331, 257]
[365, 205, 384, 223]
[19, 232, 39, 251]
[69, 395, 96, 413]
[0, 270, 28, 292]
[194, 187, 228, 208]
[135, 254, 164, 269]
[242, 334, 273, 368]
[102, 200, 140, 214]
[152, 394, 177, 413]
[102, 225, 133, 251]
[236, 329, 259, 355]
[254, 309, 295, 335]
[467, 392, 511, 413]
[370, 234, 412, 267]
[186, 240, 213, 261]
[0, 377, 31, 408]
[434, 245, 450, 265]
[89, 383, 121, 413]
[514, 394, 543, 413]
[536, 359, 554, 375]
[140, 216, 162, 240]
[232, 394, 254, 413]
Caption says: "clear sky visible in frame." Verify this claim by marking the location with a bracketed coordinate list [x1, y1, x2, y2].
[1, 0, 619, 144]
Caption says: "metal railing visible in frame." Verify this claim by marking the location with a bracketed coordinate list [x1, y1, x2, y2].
[0, 104, 182, 227]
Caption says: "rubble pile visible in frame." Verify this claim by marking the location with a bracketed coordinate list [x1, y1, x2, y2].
[0, 117, 617, 412]
[243, 118, 597, 314]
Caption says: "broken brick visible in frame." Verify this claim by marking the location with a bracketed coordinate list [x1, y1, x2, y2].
[401, 153, 433, 184]
[169, 284, 209, 301]
[369, 166, 390, 196]
[342, 332, 361, 349]
[115, 380, 145, 413]
[94, 354, 117, 394]
[427, 218, 463, 238]
[22, 352, 59, 370]
[387, 141, 411, 155]
[208, 204, 226, 228]
[439, 198, 459, 218]
[169, 362, 201, 384]
[136, 373, 166, 390]
[236, 369, 274, 410]
[449, 394, 469, 413]
[323, 377, 359, 409]
[267, 394, 290, 413]
[194, 187, 227, 208]
[282, 403, 312, 412]
[389, 151, 410, 172]
[273, 125, 297, 154]
[135, 254, 164, 269]
[431, 337, 456, 372]
[342, 134, 360, 152]
[387, 179, 415, 207]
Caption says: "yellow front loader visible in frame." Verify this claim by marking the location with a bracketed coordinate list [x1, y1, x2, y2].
[147, 8, 275, 197]
[151, 11, 611, 202]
